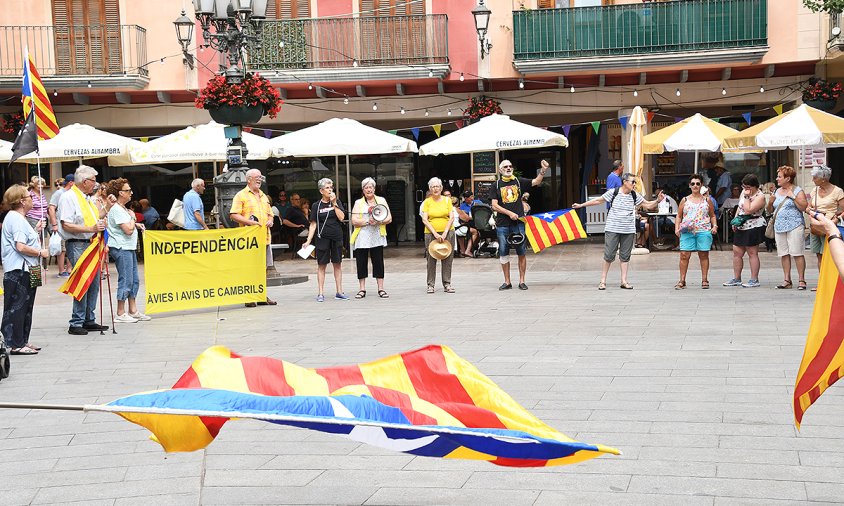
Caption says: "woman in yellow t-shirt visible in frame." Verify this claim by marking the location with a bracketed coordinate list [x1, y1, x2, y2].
[420, 177, 455, 293]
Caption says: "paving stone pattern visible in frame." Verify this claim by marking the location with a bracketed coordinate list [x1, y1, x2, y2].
[1, 241, 841, 505]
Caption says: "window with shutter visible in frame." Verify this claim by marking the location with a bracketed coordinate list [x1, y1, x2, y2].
[267, 1, 311, 19]
[52, 0, 122, 75]
[358, 1, 426, 66]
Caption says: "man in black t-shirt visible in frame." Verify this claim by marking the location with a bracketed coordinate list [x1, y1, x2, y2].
[303, 178, 348, 302]
[489, 158, 549, 290]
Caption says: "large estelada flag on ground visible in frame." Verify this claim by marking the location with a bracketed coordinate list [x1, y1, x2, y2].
[522, 208, 586, 253]
[22, 51, 59, 141]
[793, 242, 844, 428]
[106, 345, 620, 467]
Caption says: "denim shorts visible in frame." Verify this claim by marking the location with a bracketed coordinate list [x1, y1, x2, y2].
[496, 221, 527, 257]
[679, 231, 713, 251]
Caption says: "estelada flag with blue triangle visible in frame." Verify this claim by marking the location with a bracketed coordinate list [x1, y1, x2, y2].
[522, 208, 587, 253]
[22, 49, 59, 141]
[105, 345, 620, 467]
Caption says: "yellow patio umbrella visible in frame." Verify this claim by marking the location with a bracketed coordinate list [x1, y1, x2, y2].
[643, 113, 741, 173]
[627, 106, 646, 194]
[722, 103, 844, 151]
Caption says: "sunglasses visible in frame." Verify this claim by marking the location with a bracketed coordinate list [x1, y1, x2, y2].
[690, 182, 702, 186]
[625, 179, 636, 184]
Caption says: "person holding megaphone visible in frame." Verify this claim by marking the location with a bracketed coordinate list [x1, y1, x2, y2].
[350, 177, 392, 299]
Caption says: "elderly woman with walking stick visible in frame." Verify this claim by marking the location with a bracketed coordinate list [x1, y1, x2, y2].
[105, 178, 150, 323]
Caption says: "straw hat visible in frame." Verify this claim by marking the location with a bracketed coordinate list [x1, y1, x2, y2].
[427, 239, 453, 260]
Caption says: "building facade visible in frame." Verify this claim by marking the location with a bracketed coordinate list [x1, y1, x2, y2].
[0, 0, 836, 240]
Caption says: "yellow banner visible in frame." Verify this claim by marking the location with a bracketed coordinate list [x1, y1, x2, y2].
[143, 227, 266, 314]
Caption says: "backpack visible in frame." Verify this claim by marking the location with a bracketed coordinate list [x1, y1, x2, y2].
[0, 340, 9, 381]
[609, 187, 638, 209]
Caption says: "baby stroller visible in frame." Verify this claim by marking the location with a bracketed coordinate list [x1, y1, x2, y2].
[470, 203, 499, 258]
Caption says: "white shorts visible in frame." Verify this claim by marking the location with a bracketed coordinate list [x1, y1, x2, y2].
[775, 227, 805, 257]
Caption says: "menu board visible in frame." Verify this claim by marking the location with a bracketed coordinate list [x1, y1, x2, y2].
[474, 180, 495, 201]
[472, 151, 496, 174]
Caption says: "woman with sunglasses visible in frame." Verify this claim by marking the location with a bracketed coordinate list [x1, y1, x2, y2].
[724, 174, 767, 288]
[105, 178, 149, 323]
[674, 174, 717, 289]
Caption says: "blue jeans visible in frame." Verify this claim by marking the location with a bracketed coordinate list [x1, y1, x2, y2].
[496, 221, 527, 257]
[109, 248, 139, 301]
[66, 240, 100, 328]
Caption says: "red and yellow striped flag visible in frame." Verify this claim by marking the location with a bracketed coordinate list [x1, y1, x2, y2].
[522, 209, 587, 253]
[794, 242, 844, 428]
[22, 52, 59, 140]
[59, 234, 106, 301]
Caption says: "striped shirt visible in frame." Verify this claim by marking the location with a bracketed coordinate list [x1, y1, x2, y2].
[602, 189, 644, 234]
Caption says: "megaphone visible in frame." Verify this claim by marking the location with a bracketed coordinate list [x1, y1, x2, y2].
[507, 232, 525, 246]
[370, 204, 389, 223]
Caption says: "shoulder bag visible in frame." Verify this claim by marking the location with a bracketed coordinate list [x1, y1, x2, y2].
[809, 189, 828, 236]
[765, 193, 790, 239]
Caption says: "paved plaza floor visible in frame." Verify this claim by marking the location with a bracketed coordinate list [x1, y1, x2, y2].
[2, 240, 843, 505]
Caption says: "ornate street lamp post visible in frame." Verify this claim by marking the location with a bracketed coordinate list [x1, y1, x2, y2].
[472, 0, 493, 60]
[174, 0, 268, 229]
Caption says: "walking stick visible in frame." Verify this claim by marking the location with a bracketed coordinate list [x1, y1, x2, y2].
[98, 256, 105, 336]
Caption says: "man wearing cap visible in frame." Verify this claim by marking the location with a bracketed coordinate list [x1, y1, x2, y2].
[713, 162, 732, 207]
[49, 174, 74, 277]
[489, 158, 549, 290]
[230, 168, 277, 307]
[456, 190, 482, 257]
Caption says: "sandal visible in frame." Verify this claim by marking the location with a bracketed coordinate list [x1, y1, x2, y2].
[10, 346, 38, 355]
[798, 280, 807, 291]
[674, 281, 686, 290]
[598, 282, 606, 290]
[444, 285, 456, 293]
[355, 290, 366, 299]
[426, 286, 435, 294]
[378, 290, 389, 298]
[701, 281, 710, 289]
[620, 282, 634, 290]
[776, 280, 793, 289]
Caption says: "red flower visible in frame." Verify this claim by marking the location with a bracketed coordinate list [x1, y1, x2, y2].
[1, 112, 23, 135]
[464, 96, 502, 122]
[803, 79, 842, 102]
[195, 72, 283, 119]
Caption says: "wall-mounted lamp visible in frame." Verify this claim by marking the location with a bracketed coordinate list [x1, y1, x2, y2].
[472, 0, 493, 60]
[172, 9, 195, 69]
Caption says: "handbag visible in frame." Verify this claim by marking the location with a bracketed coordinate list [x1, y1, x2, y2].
[809, 190, 828, 236]
[28, 264, 42, 288]
[765, 194, 790, 240]
[730, 214, 752, 228]
[167, 199, 185, 229]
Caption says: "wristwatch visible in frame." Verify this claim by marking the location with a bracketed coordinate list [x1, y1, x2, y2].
[829, 234, 843, 243]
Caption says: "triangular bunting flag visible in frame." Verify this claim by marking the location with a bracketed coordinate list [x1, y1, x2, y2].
[243, 127, 252, 133]
[388, 129, 397, 135]
[742, 112, 752, 125]
[674, 117, 683, 123]
[562, 125, 571, 138]
[646, 111, 655, 123]
[774, 104, 783, 115]
[263, 129, 273, 139]
[455, 120, 464, 129]
[618, 117, 628, 130]
[590, 121, 600, 134]
[712, 117, 721, 123]
[411, 128, 420, 141]
[140, 137, 149, 142]
[433, 124, 442, 137]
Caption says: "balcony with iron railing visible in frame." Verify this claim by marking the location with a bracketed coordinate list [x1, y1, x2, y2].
[248, 14, 450, 83]
[0, 24, 149, 89]
[513, 0, 768, 73]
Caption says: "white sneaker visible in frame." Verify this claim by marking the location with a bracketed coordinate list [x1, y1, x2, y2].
[129, 312, 151, 321]
[114, 313, 138, 323]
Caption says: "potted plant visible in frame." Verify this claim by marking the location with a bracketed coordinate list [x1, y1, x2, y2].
[802, 78, 842, 111]
[464, 95, 503, 123]
[195, 72, 282, 125]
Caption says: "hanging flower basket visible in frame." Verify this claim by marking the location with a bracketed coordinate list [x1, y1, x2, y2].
[463, 96, 503, 124]
[1, 112, 24, 136]
[195, 72, 282, 124]
[802, 79, 842, 111]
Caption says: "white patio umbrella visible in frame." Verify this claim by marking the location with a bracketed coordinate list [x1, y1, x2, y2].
[417, 114, 568, 156]
[271, 118, 418, 253]
[722, 103, 844, 151]
[0, 123, 143, 165]
[0, 139, 12, 161]
[128, 121, 274, 165]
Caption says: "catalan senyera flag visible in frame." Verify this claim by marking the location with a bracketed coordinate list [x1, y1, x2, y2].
[22, 52, 59, 141]
[106, 345, 620, 467]
[793, 242, 844, 428]
[59, 186, 105, 300]
[522, 208, 587, 253]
